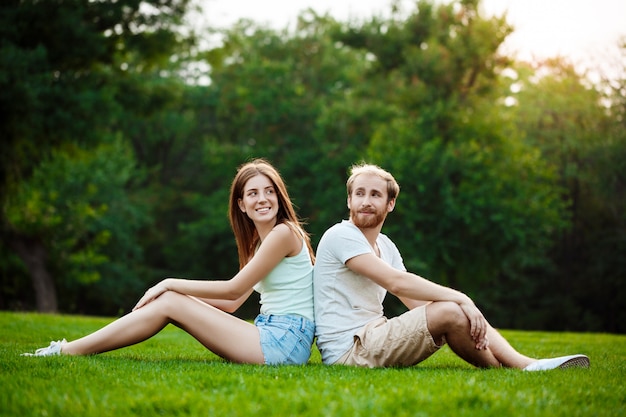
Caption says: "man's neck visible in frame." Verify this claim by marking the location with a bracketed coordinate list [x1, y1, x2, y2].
[349, 218, 383, 247]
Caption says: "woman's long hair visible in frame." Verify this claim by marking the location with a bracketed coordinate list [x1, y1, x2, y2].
[228, 159, 315, 269]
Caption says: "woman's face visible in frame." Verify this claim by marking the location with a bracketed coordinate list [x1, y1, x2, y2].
[238, 174, 279, 225]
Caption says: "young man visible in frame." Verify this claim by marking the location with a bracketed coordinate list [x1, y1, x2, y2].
[313, 163, 589, 370]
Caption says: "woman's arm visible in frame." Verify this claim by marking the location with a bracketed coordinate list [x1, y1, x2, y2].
[133, 224, 301, 311]
[193, 288, 254, 313]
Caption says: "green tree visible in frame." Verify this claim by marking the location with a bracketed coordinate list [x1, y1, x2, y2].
[143, 13, 389, 319]
[512, 55, 626, 332]
[0, 0, 193, 312]
[4, 140, 147, 312]
[189, 12, 379, 244]
[326, 0, 569, 322]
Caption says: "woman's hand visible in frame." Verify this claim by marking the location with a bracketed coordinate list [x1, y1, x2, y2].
[133, 279, 171, 311]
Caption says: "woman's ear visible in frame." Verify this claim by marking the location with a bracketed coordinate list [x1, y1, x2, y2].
[238, 198, 246, 212]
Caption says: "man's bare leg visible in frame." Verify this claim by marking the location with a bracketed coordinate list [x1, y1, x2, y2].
[426, 301, 534, 369]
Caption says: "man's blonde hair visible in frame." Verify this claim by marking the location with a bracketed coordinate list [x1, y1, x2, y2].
[346, 163, 400, 202]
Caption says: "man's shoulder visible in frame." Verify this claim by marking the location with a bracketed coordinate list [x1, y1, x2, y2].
[321, 220, 360, 240]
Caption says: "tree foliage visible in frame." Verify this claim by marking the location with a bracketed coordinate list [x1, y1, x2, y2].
[316, 0, 572, 324]
[509, 56, 626, 331]
[0, 0, 192, 312]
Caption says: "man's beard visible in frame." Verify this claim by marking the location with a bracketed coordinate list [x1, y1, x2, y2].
[350, 206, 387, 229]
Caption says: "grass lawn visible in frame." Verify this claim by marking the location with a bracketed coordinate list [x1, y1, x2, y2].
[1, 311, 624, 417]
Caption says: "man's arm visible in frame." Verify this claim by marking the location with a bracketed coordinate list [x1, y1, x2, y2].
[346, 253, 467, 303]
[398, 297, 430, 310]
[346, 253, 488, 344]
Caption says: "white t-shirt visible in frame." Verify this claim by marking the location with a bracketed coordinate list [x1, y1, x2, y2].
[313, 220, 406, 364]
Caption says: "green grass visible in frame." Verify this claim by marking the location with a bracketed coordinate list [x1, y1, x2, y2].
[1, 312, 624, 417]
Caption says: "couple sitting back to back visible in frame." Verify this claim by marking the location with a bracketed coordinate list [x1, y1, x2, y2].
[24, 160, 589, 372]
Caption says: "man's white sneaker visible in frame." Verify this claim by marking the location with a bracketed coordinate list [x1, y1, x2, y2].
[523, 354, 589, 371]
[21, 339, 67, 356]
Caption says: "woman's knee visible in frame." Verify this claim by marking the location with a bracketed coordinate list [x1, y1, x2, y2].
[150, 290, 185, 312]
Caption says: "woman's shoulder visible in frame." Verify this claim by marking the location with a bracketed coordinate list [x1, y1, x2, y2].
[273, 221, 304, 236]
[272, 222, 304, 255]
[271, 222, 303, 243]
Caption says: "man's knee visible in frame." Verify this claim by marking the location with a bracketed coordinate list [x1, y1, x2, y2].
[426, 301, 466, 331]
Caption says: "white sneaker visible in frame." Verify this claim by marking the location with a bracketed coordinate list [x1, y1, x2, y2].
[523, 354, 589, 371]
[21, 339, 67, 356]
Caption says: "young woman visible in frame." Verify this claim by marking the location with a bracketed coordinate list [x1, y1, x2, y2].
[23, 159, 316, 365]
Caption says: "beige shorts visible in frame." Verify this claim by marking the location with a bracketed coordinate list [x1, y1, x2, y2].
[336, 305, 443, 368]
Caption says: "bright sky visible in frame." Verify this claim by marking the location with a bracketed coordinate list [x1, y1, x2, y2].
[198, 0, 626, 69]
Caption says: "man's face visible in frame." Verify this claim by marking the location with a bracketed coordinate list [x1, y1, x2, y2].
[348, 173, 395, 229]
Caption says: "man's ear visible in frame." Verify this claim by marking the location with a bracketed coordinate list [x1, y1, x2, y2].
[387, 198, 396, 213]
[347, 196, 351, 210]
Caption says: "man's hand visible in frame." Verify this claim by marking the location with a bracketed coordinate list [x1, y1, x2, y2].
[458, 300, 489, 350]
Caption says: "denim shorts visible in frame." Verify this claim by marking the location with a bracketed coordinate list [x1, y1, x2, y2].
[254, 314, 315, 365]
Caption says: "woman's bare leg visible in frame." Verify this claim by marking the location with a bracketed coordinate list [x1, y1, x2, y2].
[426, 301, 535, 369]
[61, 291, 264, 364]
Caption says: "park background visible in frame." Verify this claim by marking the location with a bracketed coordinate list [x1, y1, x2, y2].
[1, 0, 624, 333]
